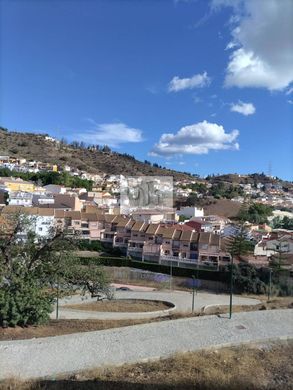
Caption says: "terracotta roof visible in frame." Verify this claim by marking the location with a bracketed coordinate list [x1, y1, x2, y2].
[132, 221, 149, 232]
[173, 229, 182, 240]
[191, 231, 200, 242]
[81, 212, 99, 222]
[210, 234, 220, 246]
[199, 232, 211, 244]
[181, 230, 194, 241]
[1, 205, 24, 214]
[65, 211, 81, 220]
[38, 208, 55, 217]
[145, 224, 160, 235]
[104, 214, 117, 223]
[55, 210, 66, 218]
[116, 217, 133, 228]
[161, 227, 175, 239]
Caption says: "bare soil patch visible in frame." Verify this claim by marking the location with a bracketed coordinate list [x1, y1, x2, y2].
[0, 319, 158, 341]
[1, 341, 292, 389]
[63, 299, 172, 312]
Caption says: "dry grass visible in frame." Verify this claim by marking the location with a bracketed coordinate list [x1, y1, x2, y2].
[1, 341, 292, 389]
[63, 299, 171, 312]
[0, 318, 164, 341]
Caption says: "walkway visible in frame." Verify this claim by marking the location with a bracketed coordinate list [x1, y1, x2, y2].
[52, 290, 261, 320]
[1, 309, 292, 380]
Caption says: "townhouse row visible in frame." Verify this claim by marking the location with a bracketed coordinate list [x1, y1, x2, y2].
[1, 206, 231, 268]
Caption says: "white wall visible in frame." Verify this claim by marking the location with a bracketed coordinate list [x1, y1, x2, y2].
[176, 206, 204, 219]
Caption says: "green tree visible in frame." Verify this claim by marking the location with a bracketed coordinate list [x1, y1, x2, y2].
[237, 203, 273, 224]
[272, 216, 293, 230]
[226, 225, 254, 258]
[0, 213, 110, 327]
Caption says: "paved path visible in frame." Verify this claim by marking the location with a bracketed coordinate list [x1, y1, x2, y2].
[1, 309, 292, 380]
[52, 290, 261, 320]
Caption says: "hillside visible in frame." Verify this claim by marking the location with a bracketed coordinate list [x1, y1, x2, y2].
[203, 199, 242, 219]
[0, 128, 192, 180]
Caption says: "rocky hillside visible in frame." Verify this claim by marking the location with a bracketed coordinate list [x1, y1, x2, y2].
[0, 127, 192, 180]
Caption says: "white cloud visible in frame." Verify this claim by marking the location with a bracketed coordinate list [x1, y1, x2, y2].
[287, 100, 293, 105]
[286, 87, 293, 95]
[213, 0, 293, 90]
[150, 120, 239, 157]
[76, 122, 143, 147]
[230, 100, 255, 115]
[168, 72, 211, 92]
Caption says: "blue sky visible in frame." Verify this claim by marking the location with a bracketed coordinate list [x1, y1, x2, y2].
[1, 0, 292, 180]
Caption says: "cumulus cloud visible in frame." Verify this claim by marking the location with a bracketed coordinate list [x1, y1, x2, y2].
[76, 122, 143, 147]
[212, 0, 293, 90]
[168, 72, 211, 92]
[150, 120, 239, 157]
[230, 100, 255, 115]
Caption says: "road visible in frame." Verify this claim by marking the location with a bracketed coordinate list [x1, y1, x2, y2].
[52, 290, 261, 320]
[1, 309, 292, 380]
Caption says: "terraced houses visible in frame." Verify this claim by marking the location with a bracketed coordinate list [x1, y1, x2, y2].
[0, 206, 230, 269]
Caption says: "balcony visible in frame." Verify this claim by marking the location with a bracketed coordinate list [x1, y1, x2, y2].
[100, 236, 114, 243]
[128, 246, 143, 253]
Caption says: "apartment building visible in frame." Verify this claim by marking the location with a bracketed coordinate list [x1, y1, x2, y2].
[8, 191, 33, 207]
[113, 218, 135, 253]
[0, 177, 35, 192]
[127, 221, 149, 258]
[100, 215, 130, 244]
[187, 215, 228, 235]
[127, 222, 229, 268]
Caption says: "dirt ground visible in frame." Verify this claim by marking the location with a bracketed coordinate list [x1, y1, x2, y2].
[1, 341, 292, 390]
[63, 299, 171, 312]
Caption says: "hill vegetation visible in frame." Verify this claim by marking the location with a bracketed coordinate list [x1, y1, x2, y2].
[0, 127, 193, 180]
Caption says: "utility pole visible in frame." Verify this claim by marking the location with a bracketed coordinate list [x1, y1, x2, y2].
[56, 277, 60, 320]
[196, 261, 199, 295]
[192, 275, 195, 313]
[267, 268, 272, 302]
[229, 255, 234, 319]
[169, 260, 173, 290]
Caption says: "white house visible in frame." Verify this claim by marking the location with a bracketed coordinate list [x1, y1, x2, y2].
[8, 191, 33, 207]
[176, 206, 204, 219]
[43, 184, 67, 194]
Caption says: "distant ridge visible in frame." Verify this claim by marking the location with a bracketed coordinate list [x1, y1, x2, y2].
[0, 127, 193, 180]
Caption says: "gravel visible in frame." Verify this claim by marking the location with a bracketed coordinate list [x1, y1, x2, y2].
[0, 309, 292, 380]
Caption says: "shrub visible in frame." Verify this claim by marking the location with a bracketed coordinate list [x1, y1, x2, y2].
[0, 277, 53, 327]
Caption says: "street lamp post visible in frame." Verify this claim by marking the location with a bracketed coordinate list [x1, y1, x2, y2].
[267, 268, 272, 302]
[56, 276, 60, 320]
[229, 255, 234, 319]
[192, 275, 195, 313]
[170, 260, 173, 290]
[196, 260, 199, 295]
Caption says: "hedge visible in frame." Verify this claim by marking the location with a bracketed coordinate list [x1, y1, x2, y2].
[79, 256, 227, 282]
